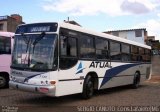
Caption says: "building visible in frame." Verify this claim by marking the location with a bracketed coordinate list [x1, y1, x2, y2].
[145, 36, 160, 51]
[104, 28, 147, 44]
[147, 36, 155, 41]
[145, 36, 155, 46]
[146, 36, 160, 51]
[0, 14, 25, 32]
[150, 40, 160, 50]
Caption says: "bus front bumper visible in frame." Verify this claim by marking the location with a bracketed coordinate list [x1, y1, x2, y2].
[9, 81, 56, 96]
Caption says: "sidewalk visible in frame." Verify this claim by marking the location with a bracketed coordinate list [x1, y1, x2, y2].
[149, 55, 160, 83]
[152, 55, 160, 76]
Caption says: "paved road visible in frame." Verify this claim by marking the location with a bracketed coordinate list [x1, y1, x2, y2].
[0, 56, 160, 112]
[0, 81, 160, 112]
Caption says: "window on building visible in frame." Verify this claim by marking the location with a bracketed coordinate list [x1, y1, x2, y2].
[0, 24, 4, 30]
[135, 30, 142, 37]
[110, 41, 121, 61]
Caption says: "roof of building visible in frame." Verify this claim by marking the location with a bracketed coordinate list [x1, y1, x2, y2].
[104, 28, 146, 33]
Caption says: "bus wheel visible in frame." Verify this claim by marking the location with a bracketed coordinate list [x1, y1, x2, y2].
[132, 72, 140, 89]
[82, 75, 94, 99]
[0, 75, 7, 88]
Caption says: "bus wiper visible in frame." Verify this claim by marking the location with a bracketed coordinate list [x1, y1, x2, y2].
[21, 33, 31, 67]
[33, 32, 45, 45]
[21, 33, 30, 53]
[32, 32, 46, 54]
[21, 33, 29, 44]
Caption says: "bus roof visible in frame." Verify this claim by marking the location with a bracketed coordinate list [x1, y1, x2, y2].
[59, 22, 151, 49]
[16, 22, 151, 49]
[0, 31, 14, 37]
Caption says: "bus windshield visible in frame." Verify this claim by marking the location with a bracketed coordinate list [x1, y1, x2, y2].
[11, 33, 58, 71]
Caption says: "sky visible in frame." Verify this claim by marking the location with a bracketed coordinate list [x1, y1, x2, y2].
[1, 0, 160, 40]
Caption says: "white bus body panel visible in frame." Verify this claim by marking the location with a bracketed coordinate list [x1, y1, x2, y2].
[10, 61, 151, 97]
[56, 61, 151, 96]
[0, 55, 11, 74]
[10, 69, 58, 96]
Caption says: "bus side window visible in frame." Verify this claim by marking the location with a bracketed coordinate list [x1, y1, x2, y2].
[60, 35, 67, 56]
[95, 38, 109, 60]
[79, 34, 95, 59]
[0, 36, 11, 54]
[60, 36, 77, 57]
[110, 41, 121, 61]
[59, 29, 78, 70]
[121, 43, 130, 62]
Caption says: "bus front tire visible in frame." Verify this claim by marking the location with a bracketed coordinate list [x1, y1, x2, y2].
[132, 72, 140, 89]
[82, 75, 94, 99]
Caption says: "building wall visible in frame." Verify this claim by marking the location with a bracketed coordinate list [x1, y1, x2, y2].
[7, 17, 19, 32]
[0, 21, 7, 31]
[118, 31, 127, 39]
[0, 14, 24, 32]
[144, 30, 148, 43]
[147, 36, 155, 41]
[108, 30, 145, 44]
[126, 30, 144, 44]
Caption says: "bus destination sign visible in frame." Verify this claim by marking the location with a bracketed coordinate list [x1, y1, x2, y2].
[16, 23, 58, 34]
[30, 26, 51, 32]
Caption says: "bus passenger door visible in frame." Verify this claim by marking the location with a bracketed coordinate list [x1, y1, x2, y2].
[57, 29, 82, 96]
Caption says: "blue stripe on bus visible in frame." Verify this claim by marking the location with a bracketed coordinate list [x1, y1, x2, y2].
[24, 73, 42, 82]
[100, 63, 141, 88]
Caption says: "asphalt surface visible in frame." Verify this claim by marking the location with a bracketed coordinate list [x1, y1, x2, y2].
[0, 55, 160, 112]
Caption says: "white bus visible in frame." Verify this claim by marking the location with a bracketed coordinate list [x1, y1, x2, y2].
[0, 32, 14, 88]
[9, 22, 151, 99]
